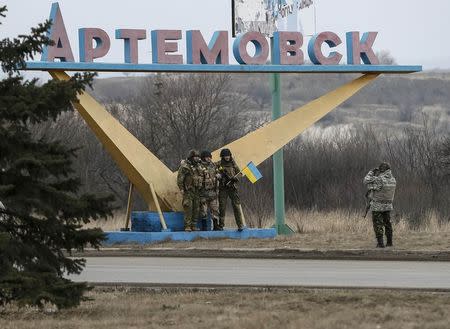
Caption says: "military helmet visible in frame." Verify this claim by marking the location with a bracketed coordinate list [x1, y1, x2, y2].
[378, 162, 391, 172]
[201, 150, 212, 159]
[187, 149, 200, 159]
[220, 148, 232, 157]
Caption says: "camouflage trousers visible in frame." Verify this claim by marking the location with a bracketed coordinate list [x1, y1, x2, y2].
[200, 195, 219, 230]
[218, 188, 243, 229]
[372, 211, 393, 240]
[182, 192, 200, 230]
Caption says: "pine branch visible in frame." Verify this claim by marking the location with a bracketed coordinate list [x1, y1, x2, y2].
[0, 6, 6, 23]
[0, 9, 112, 309]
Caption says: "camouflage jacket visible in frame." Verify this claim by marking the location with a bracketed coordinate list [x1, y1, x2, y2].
[201, 161, 219, 198]
[216, 159, 240, 189]
[177, 159, 205, 194]
[363, 169, 397, 212]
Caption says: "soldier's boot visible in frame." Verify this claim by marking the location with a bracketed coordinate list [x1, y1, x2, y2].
[212, 218, 220, 231]
[237, 204, 246, 231]
[184, 219, 192, 232]
[231, 203, 244, 231]
[218, 217, 225, 231]
[386, 232, 393, 247]
[191, 220, 199, 231]
[200, 218, 208, 231]
[376, 236, 385, 248]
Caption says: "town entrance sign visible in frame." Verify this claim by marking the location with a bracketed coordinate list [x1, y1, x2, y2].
[23, 2, 421, 240]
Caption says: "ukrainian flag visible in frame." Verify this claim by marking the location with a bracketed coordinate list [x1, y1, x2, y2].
[242, 161, 263, 184]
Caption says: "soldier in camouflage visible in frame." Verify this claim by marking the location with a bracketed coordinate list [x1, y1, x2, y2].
[199, 150, 220, 231]
[177, 150, 204, 232]
[216, 148, 244, 231]
[363, 162, 397, 248]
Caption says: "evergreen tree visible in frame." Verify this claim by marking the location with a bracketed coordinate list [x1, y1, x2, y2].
[0, 6, 113, 309]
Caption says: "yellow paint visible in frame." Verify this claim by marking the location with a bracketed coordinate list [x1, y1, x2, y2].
[124, 182, 134, 229]
[49, 71, 182, 211]
[50, 71, 378, 212]
[238, 204, 247, 227]
[242, 167, 258, 183]
[149, 182, 168, 230]
[211, 74, 379, 168]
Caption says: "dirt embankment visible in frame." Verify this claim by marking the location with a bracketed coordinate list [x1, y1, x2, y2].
[73, 231, 450, 261]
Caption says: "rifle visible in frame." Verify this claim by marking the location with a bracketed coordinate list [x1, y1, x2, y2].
[225, 172, 243, 187]
[218, 166, 241, 187]
[363, 190, 371, 218]
[363, 168, 380, 218]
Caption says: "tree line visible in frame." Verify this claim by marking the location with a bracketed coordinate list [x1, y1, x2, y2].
[34, 73, 450, 228]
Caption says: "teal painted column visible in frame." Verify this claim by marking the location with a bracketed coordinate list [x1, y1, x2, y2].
[270, 73, 294, 235]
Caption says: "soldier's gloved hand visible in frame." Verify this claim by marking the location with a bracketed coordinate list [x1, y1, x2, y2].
[180, 189, 185, 195]
[216, 174, 222, 179]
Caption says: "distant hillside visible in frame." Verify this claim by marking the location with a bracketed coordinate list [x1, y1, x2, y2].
[54, 71, 449, 220]
[91, 71, 450, 132]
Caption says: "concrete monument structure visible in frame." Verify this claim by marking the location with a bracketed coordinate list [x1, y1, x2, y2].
[23, 2, 421, 243]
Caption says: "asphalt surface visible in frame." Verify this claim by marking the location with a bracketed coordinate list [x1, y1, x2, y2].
[70, 257, 450, 289]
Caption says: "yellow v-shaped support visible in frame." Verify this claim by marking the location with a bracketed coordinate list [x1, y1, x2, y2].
[50, 71, 378, 212]
[211, 73, 379, 167]
[49, 71, 182, 211]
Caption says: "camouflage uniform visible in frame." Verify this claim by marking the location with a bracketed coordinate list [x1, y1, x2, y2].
[177, 158, 204, 230]
[199, 160, 220, 230]
[364, 168, 396, 246]
[216, 158, 244, 230]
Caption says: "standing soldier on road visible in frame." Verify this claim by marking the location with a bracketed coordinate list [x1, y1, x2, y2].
[199, 150, 220, 231]
[177, 150, 204, 232]
[216, 148, 245, 231]
[363, 162, 397, 248]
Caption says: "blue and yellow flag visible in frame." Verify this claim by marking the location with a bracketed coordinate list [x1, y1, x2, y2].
[241, 161, 263, 184]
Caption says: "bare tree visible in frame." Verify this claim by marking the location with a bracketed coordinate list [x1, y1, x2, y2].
[26, 73, 450, 224]
[441, 137, 450, 172]
[376, 50, 397, 65]
[133, 73, 250, 168]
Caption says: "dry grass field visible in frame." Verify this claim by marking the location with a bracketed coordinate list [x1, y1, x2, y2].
[1, 288, 449, 329]
[90, 210, 450, 250]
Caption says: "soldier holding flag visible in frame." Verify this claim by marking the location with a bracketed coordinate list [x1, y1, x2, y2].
[216, 148, 245, 231]
[216, 148, 263, 231]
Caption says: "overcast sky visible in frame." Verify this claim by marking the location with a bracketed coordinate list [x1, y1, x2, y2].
[2, 0, 450, 78]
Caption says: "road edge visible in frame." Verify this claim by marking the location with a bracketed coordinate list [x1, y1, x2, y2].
[72, 248, 450, 262]
[92, 283, 450, 293]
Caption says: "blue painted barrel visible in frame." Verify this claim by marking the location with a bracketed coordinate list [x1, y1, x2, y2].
[131, 211, 212, 232]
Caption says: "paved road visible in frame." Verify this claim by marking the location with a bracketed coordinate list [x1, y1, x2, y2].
[70, 257, 450, 289]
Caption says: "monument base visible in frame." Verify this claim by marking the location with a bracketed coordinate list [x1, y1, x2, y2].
[110, 211, 277, 244]
[131, 211, 212, 232]
[104, 228, 277, 245]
